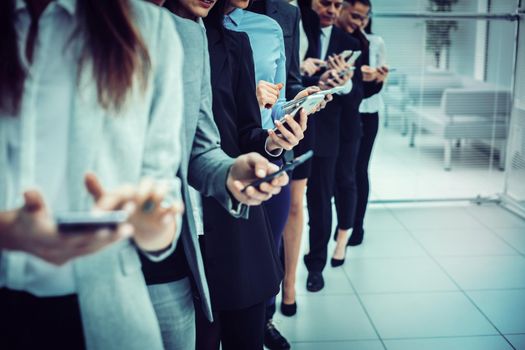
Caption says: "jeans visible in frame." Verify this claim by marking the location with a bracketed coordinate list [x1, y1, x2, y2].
[148, 278, 195, 350]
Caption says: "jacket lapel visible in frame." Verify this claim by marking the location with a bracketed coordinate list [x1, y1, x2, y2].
[325, 26, 338, 59]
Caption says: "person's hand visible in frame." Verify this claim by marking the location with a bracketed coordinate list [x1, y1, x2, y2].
[300, 58, 325, 77]
[317, 93, 333, 111]
[85, 173, 184, 252]
[267, 108, 307, 151]
[361, 65, 377, 82]
[319, 69, 352, 89]
[226, 153, 289, 206]
[375, 65, 389, 83]
[326, 54, 348, 72]
[256, 81, 283, 109]
[0, 189, 132, 265]
[293, 86, 321, 101]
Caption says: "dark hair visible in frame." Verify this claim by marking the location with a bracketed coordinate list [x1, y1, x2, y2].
[0, 0, 151, 115]
[203, 0, 227, 34]
[347, 0, 371, 9]
[364, 17, 372, 34]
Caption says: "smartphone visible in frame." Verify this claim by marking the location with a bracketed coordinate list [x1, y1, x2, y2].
[313, 85, 347, 96]
[56, 210, 129, 233]
[346, 50, 362, 65]
[339, 50, 353, 61]
[241, 150, 314, 192]
[280, 94, 325, 120]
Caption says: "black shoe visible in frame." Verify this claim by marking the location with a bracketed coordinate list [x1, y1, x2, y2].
[330, 257, 345, 267]
[280, 302, 297, 317]
[347, 228, 364, 246]
[264, 320, 291, 350]
[306, 272, 324, 292]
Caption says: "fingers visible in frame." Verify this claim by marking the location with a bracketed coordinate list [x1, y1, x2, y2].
[298, 109, 308, 130]
[84, 172, 104, 202]
[246, 153, 270, 179]
[23, 189, 45, 213]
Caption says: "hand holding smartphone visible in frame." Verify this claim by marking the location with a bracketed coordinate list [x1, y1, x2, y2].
[241, 151, 314, 192]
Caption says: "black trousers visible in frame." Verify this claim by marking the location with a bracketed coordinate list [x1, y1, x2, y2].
[195, 301, 266, 350]
[0, 288, 85, 350]
[334, 112, 363, 231]
[304, 155, 338, 273]
[353, 112, 379, 230]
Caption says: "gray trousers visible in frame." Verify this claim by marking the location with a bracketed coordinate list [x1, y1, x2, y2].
[148, 278, 195, 350]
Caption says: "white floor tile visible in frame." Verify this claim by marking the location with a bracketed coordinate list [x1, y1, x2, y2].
[272, 295, 377, 342]
[384, 336, 514, 350]
[361, 292, 498, 338]
[411, 228, 519, 256]
[346, 229, 428, 259]
[290, 340, 384, 350]
[468, 290, 525, 334]
[506, 334, 525, 350]
[344, 257, 457, 294]
[392, 207, 486, 230]
[492, 228, 525, 255]
[437, 256, 525, 290]
[466, 205, 525, 229]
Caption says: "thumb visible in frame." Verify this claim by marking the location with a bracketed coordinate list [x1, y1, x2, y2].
[85, 172, 105, 202]
[246, 153, 269, 178]
[23, 190, 45, 213]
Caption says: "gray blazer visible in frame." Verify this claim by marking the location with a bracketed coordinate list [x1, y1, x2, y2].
[0, 2, 184, 349]
[169, 15, 239, 322]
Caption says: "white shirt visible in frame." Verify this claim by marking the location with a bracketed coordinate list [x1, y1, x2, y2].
[360, 33, 386, 113]
[0, 0, 79, 296]
[320, 25, 333, 60]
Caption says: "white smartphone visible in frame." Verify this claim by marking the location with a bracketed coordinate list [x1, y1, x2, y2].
[277, 94, 325, 132]
[347, 50, 362, 65]
[313, 85, 347, 96]
[56, 211, 129, 234]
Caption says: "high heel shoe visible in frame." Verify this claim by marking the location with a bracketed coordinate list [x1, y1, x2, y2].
[330, 256, 345, 267]
[280, 302, 297, 317]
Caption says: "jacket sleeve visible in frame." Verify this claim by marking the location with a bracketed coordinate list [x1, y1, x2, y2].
[187, 26, 245, 216]
[140, 12, 184, 261]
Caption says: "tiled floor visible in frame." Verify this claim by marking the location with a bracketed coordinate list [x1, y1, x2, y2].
[271, 203, 525, 349]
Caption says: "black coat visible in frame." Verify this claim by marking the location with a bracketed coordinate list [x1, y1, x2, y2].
[202, 27, 283, 311]
[301, 24, 363, 157]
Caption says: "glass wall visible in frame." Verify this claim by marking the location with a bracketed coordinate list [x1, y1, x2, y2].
[367, 0, 519, 201]
[503, 0, 525, 213]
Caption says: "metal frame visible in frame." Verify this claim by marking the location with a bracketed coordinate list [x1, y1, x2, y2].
[373, 12, 522, 21]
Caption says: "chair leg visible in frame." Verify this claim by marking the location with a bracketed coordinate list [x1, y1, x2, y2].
[409, 122, 415, 147]
[499, 140, 506, 171]
[402, 108, 408, 136]
[384, 106, 389, 128]
[444, 140, 452, 171]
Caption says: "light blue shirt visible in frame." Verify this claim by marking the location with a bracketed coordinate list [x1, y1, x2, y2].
[224, 9, 286, 129]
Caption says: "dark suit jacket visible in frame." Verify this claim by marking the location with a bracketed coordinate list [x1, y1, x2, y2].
[301, 24, 364, 157]
[260, 0, 304, 100]
[202, 27, 283, 311]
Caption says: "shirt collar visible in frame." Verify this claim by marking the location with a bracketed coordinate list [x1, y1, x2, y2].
[15, 0, 77, 16]
[321, 25, 333, 39]
[225, 8, 244, 27]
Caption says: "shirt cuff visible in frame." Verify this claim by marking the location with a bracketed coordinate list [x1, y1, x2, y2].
[265, 138, 284, 158]
[337, 79, 353, 95]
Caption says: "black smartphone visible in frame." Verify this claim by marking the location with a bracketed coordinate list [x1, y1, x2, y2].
[241, 151, 314, 193]
[56, 211, 129, 233]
